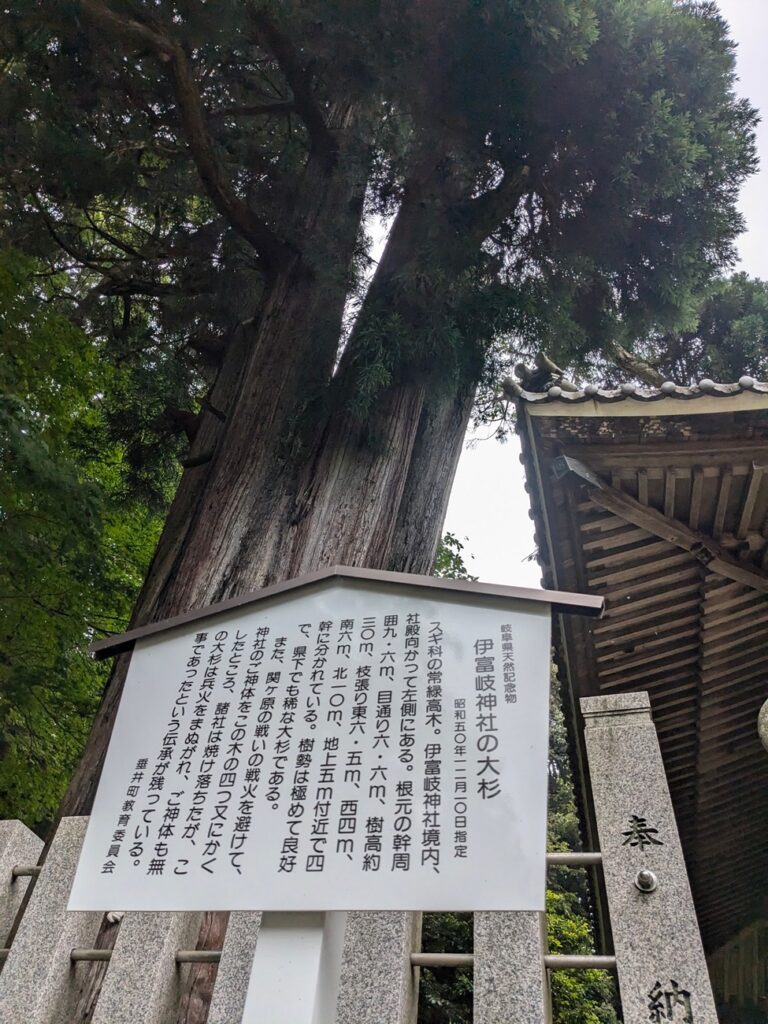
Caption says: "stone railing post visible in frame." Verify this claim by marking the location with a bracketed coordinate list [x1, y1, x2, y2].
[0, 817, 102, 1024]
[474, 911, 550, 1023]
[207, 912, 261, 1024]
[335, 912, 420, 1024]
[91, 910, 203, 1024]
[581, 692, 717, 1024]
[0, 819, 42, 943]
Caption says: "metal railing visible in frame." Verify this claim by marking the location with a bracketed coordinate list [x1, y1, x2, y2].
[1, 849, 609, 973]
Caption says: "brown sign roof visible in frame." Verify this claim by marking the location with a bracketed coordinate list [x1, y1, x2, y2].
[90, 564, 603, 661]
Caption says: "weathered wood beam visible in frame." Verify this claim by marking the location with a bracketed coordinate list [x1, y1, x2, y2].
[593, 566, 700, 603]
[594, 613, 699, 648]
[582, 526, 656, 555]
[736, 463, 766, 538]
[689, 467, 704, 530]
[596, 625, 699, 663]
[554, 456, 768, 594]
[638, 468, 649, 506]
[593, 597, 701, 635]
[585, 539, 674, 571]
[597, 656, 699, 688]
[713, 467, 732, 539]
[591, 550, 693, 587]
[600, 581, 702, 618]
[598, 639, 700, 677]
[664, 467, 678, 519]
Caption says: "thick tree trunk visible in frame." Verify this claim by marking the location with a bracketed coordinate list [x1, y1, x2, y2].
[61, 106, 481, 1022]
[62, 135, 367, 815]
[61, 137, 379, 1024]
[387, 381, 476, 574]
[61, 264, 334, 818]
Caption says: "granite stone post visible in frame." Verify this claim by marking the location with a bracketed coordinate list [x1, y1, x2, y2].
[581, 692, 718, 1024]
[0, 817, 102, 1024]
[0, 819, 43, 943]
[91, 910, 203, 1024]
[207, 912, 262, 1024]
[334, 912, 420, 1024]
[473, 911, 550, 1023]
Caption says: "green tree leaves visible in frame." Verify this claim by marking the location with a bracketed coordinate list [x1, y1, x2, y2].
[0, 249, 166, 827]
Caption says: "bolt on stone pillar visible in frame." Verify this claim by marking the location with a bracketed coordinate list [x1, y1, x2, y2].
[91, 909, 203, 1024]
[581, 692, 717, 1024]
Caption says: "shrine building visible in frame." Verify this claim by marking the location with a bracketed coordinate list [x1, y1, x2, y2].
[514, 374, 768, 1020]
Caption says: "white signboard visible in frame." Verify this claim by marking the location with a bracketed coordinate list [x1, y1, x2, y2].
[69, 578, 551, 911]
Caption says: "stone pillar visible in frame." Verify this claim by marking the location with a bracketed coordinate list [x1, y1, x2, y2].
[473, 911, 550, 1024]
[0, 819, 43, 944]
[0, 817, 102, 1024]
[581, 692, 718, 1024]
[207, 912, 262, 1024]
[91, 911, 203, 1024]
[335, 912, 420, 1024]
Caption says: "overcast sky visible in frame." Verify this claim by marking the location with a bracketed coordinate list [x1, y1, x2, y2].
[444, 0, 768, 587]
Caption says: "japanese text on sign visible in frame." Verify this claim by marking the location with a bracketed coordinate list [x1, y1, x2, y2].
[70, 582, 551, 912]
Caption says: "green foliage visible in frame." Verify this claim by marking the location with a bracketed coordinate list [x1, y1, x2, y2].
[432, 534, 477, 581]
[0, 249, 168, 828]
[420, 911, 474, 1024]
[630, 273, 768, 384]
[0, 0, 757, 440]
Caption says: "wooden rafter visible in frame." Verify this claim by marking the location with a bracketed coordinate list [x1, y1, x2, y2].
[554, 456, 768, 594]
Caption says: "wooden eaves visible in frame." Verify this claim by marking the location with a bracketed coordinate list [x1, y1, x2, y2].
[515, 376, 768, 961]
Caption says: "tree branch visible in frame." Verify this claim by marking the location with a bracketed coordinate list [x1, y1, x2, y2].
[79, 0, 295, 274]
[83, 209, 143, 257]
[248, 8, 337, 166]
[39, 209, 124, 275]
[38, 214, 184, 300]
[609, 342, 665, 387]
[461, 165, 531, 245]
[209, 100, 296, 121]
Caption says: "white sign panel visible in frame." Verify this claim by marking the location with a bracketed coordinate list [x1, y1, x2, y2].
[69, 579, 551, 911]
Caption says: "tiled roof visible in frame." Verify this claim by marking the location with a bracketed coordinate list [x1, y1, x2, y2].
[509, 376, 768, 405]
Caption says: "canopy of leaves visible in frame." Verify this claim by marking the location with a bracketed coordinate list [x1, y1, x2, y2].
[0, 0, 757, 444]
[622, 273, 768, 385]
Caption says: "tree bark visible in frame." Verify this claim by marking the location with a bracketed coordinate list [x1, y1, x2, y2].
[387, 380, 476, 574]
